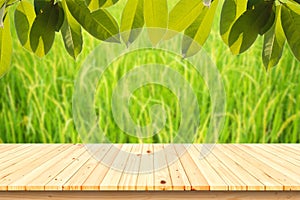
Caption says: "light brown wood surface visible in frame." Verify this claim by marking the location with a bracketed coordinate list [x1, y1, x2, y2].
[0, 144, 299, 191]
[0, 191, 299, 200]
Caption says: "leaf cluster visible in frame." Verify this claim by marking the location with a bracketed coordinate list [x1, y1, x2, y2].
[0, 0, 299, 77]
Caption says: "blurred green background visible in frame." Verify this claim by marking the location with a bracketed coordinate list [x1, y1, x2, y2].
[0, 1, 299, 143]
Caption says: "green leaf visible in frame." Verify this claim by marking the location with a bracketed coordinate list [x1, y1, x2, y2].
[66, 0, 119, 42]
[144, 0, 168, 45]
[144, 0, 167, 28]
[167, 0, 204, 34]
[247, 0, 261, 9]
[34, 0, 64, 32]
[102, 0, 119, 8]
[220, 0, 247, 45]
[281, 4, 300, 61]
[0, 1, 14, 7]
[182, 0, 219, 57]
[34, 0, 52, 15]
[14, 1, 36, 51]
[0, 2, 5, 28]
[7, 0, 18, 4]
[0, 14, 12, 78]
[30, 3, 59, 57]
[259, 7, 275, 35]
[229, 1, 274, 54]
[294, 0, 300, 4]
[262, 5, 286, 69]
[61, 0, 83, 59]
[55, 3, 65, 32]
[285, 0, 300, 15]
[87, 0, 119, 11]
[120, 0, 144, 45]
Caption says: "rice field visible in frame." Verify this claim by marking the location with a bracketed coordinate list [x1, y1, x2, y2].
[0, 1, 299, 143]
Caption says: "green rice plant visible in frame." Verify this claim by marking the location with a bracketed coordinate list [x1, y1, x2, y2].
[0, 1, 299, 143]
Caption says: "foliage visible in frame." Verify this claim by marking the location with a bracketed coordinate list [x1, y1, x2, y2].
[0, 0, 299, 78]
[0, 22, 299, 143]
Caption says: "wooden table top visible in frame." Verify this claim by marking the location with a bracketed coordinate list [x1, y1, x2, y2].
[0, 144, 299, 191]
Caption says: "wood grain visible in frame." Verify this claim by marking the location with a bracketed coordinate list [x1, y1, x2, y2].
[0, 144, 299, 192]
[0, 191, 299, 200]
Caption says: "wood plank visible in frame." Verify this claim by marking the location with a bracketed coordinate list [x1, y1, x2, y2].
[253, 144, 300, 167]
[0, 144, 44, 170]
[187, 145, 227, 191]
[283, 144, 300, 148]
[8, 144, 81, 190]
[0, 145, 35, 167]
[136, 144, 154, 191]
[194, 144, 247, 191]
[246, 144, 300, 166]
[45, 147, 95, 190]
[174, 144, 209, 190]
[0, 144, 21, 151]
[153, 144, 172, 190]
[235, 144, 300, 190]
[164, 144, 191, 191]
[2, 191, 299, 200]
[0, 145, 65, 190]
[210, 145, 265, 191]
[279, 144, 300, 156]
[26, 144, 86, 191]
[0, 144, 299, 192]
[0, 144, 24, 156]
[100, 144, 132, 190]
[118, 144, 143, 190]
[81, 144, 122, 191]
[62, 145, 112, 191]
[217, 145, 283, 191]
